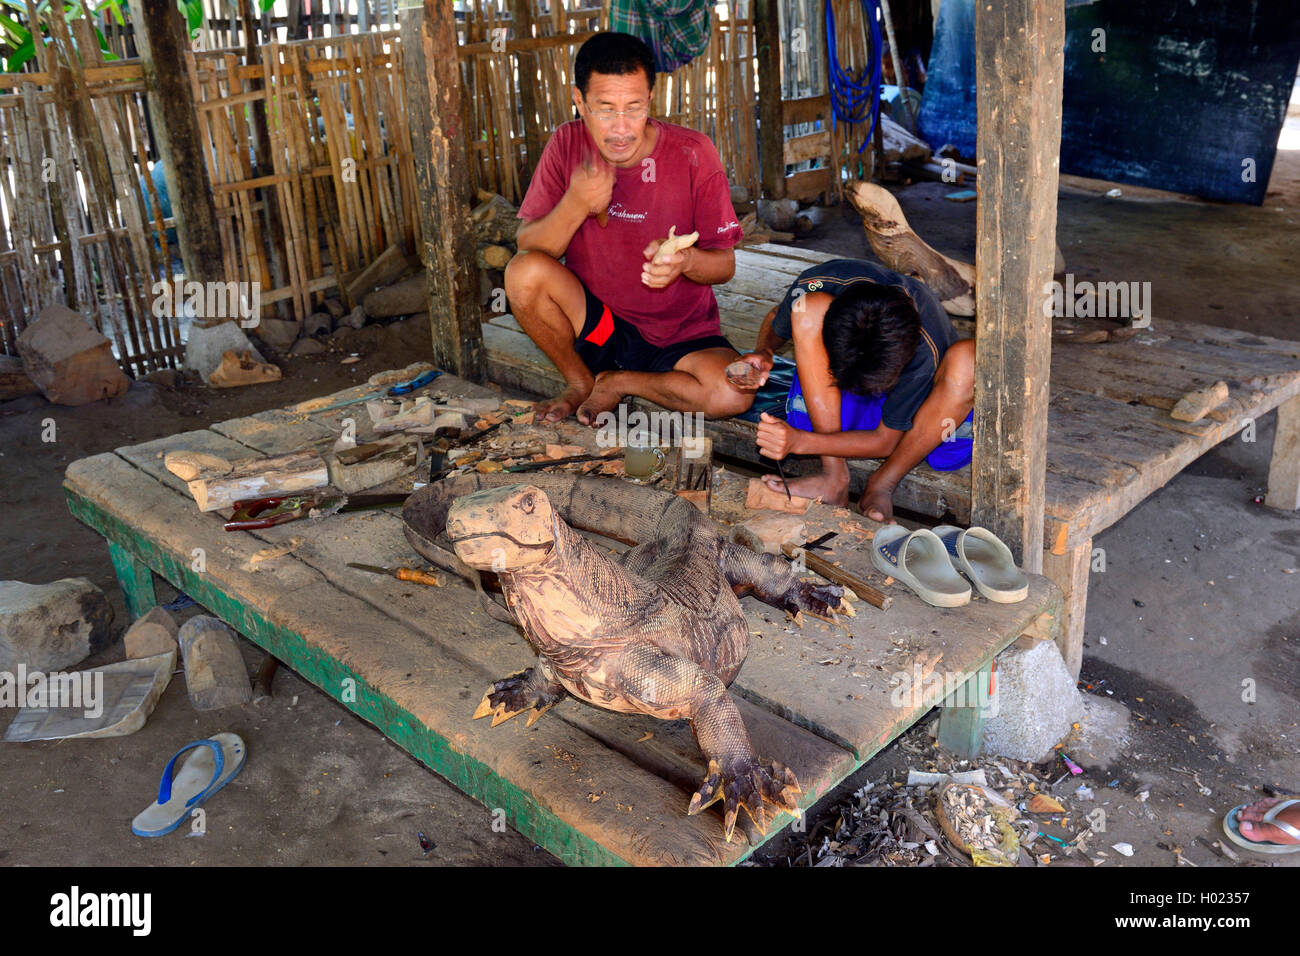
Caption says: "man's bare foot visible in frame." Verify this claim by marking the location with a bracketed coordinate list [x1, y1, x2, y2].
[575, 371, 624, 426]
[858, 483, 897, 524]
[1238, 797, 1300, 845]
[761, 470, 849, 505]
[534, 380, 592, 423]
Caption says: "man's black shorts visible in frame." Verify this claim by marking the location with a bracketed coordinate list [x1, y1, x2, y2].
[574, 283, 735, 375]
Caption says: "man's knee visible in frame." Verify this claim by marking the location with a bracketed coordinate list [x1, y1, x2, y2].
[701, 386, 754, 420]
[504, 249, 560, 305]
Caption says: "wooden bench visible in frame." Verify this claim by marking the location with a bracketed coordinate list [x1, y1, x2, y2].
[64, 368, 1061, 866]
[485, 244, 1300, 678]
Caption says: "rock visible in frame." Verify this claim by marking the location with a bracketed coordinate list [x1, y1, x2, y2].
[290, 337, 327, 357]
[0, 355, 40, 400]
[184, 321, 267, 384]
[363, 274, 425, 319]
[982, 639, 1086, 762]
[303, 311, 333, 337]
[0, 578, 113, 671]
[177, 615, 251, 710]
[321, 298, 346, 319]
[253, 316, 301, 351]
[124, 606, 179, 659]
[339, 305, 367, 330]
[757, 198, 799, 232]
[139, 368, 180, 387]
[17, 304, 130, 405]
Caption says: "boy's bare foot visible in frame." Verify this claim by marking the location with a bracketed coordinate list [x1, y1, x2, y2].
[1238, 797, 1300, 845]
[534, 379, 593, 423]
[858, 482, 897, 524]
[761, 470, 848, 505]
[575, 371, 624, 426]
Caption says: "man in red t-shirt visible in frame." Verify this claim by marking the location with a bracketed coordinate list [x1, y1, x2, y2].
[506, 32, 748, 425]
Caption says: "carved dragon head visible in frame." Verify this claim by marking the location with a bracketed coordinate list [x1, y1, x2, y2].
[445, 484, 557, 572]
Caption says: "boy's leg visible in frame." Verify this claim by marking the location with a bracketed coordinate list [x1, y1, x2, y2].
[505, 251, 595, 422]
[859, 339, 975, 523]
[576, 346, 755, 424]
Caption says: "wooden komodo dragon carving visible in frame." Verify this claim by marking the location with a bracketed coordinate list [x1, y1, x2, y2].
[403, 472, 848, 842]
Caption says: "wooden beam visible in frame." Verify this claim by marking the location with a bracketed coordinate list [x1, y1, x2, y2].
[132, 0, 224, 287]
[755, 0, 785, 200]
[1041, 537, 1089, 679]
[401, 2, 486, 381]
[781, 93, 830, 127]
[969, 0, 1065, 573]
[511, 0, 543, 185]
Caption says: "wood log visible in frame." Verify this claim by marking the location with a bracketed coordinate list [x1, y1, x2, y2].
[880, 114, 931, 164]
[17, 304, 130, 406]
[346, 243, 407, 303]
[846, 180, 976, 315]
[184, 449, 329, 512]
[477, 244, 513, 270]
[470, 191, 521, 244]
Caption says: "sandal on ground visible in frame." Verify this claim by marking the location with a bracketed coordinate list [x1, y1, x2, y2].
[131, 733, 247, 837]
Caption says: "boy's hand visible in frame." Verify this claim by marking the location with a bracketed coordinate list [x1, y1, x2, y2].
[567, 151, 614, 218]
[756, 411, 802, 460]
[726, 350, 773, 391]
[641, 239, 691, 288]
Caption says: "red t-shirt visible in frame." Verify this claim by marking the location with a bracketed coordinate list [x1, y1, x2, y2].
[517, 118, 744, 347]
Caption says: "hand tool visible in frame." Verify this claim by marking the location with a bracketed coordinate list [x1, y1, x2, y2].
[388, 368, 443, 395]
[347, 563, 446, 587]
[505, 451, 612, 472]
[224, 492, 407, 531]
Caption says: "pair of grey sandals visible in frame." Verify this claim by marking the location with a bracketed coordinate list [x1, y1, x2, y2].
[870, 524, 1029, 607]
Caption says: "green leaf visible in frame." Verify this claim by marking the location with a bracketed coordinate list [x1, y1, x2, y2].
[0, 11, 28, 45]
[183, 0, 202, 34]
[4, 34, 33, 72]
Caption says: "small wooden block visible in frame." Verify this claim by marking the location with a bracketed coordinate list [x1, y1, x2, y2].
[545, 443, 585, 459]
[746, 477, 811, 514]
[1170, 381, 1229, 422]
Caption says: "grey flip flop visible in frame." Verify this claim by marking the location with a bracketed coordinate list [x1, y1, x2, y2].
[871, 525, 971, 607]
[933, 525, 1029, 603]
[1222, 798, 1300, 854]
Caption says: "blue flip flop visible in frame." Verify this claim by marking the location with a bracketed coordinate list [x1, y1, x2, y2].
[131, 733, 246, 837]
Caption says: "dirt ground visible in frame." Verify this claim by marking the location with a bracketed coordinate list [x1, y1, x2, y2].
[2, 112, 1297, 868]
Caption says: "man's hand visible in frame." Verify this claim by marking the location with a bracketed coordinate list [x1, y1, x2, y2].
[566, 151, 614, 219]
[726, 349, 774, 392]
[641, 238, 692, 288]
[756, 411, 803, 460]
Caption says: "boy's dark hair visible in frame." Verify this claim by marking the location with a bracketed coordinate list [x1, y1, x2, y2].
[822, 284, 921, 395]
[574, 32, 656, 95]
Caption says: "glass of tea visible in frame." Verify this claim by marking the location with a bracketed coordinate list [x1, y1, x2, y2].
[623, 429, 665, 478]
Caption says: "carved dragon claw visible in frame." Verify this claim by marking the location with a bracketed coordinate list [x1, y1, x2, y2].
[784, 580, 850, 624]
[687, 756, 802, 843]
[472, 668, 564, 727]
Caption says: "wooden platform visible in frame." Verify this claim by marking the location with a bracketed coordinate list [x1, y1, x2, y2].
[485, 243, 1300, 676]
[64, 369, 1061, 866]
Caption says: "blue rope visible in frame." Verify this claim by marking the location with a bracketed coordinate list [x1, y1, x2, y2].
[825, 0, 884, 154]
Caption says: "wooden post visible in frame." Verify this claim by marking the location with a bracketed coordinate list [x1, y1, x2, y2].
[969, 0, 1065, 574]
[1265, 393, 1300, 510]
[755, 0, 785, 200]
[401, 2, 486, 381]
[511, 0, 543, 184]
[1042, 537, 1090, 679]
[132, 0, 224, 288]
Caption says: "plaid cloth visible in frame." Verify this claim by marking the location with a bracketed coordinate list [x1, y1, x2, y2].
[608, 0, 712, 73]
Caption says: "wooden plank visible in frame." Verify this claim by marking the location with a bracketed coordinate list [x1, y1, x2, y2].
[970, 0, 1065, 573]
[782, 93, 830, 127]
[784, 167, 831, 202]
[401, 3, 486, 380]
[783, 130, 831, 166]
[1266, 393, 1300, 510]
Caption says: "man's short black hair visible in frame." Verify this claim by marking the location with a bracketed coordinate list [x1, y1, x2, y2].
[822, 284, 921, 396]
[574, 32, 656, 96]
